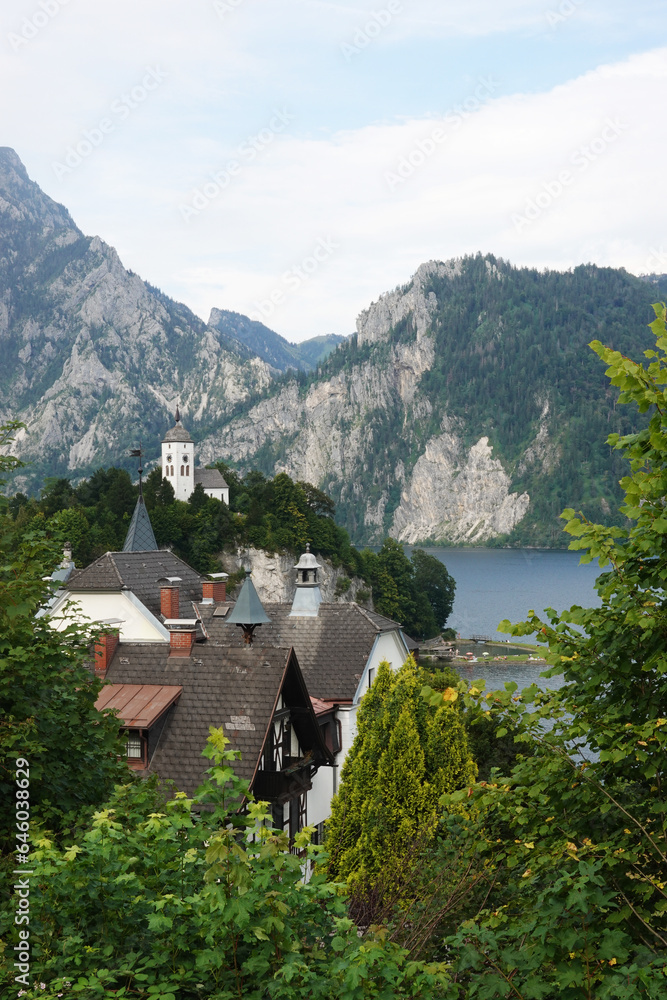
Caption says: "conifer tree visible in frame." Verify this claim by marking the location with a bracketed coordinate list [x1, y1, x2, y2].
[326, 656, 476, 895]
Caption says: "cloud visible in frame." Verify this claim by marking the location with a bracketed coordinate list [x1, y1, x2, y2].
[0, 1, 665, 341]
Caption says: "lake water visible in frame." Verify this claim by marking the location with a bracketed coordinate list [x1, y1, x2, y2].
[413, 546, 602, 642]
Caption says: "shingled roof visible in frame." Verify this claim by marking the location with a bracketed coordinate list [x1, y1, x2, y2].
[102, 643, 329, 795]
[198, 602, 404, 701]
[67, 551, 203, 617]
[194, 467, 228, 490]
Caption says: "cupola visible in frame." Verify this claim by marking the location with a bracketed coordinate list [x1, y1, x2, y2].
[290, 544, 322, 618]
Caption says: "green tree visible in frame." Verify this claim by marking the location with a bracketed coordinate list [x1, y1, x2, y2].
[425, 304, 667, 996]
[326, 657, 475, 901]
[411, 548, 455, 631]
[0, 427, 127, 855]
[0, 728, 452, 999]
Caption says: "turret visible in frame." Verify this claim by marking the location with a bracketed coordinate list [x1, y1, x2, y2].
[290, 544, 322, 617]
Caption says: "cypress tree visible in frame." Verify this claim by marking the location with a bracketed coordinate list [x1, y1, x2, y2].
[326, 656, 476, 895]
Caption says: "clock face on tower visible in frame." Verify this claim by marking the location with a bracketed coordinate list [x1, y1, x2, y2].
[182, 454, 188, 463]
[166, 454, 172, 463]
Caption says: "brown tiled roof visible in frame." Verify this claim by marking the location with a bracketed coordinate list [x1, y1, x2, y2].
[103, 643, 328, 796]
[96, 684, 183, 727]
[67, 551, 203, 616]
[197, 602, 404, 702]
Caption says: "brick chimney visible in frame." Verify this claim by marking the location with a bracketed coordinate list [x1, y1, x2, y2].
[168, 625, 196, 657]
[202, 572, 228, 604]
[94, 632, 120, 678]
[159, 577, 181, 619]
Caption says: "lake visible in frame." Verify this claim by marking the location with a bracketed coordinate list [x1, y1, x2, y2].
[411, 546, 602, 642]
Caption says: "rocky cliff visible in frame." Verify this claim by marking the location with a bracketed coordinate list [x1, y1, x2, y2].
[0, 148, 274, 487]
[220, 547, 369, 605]
[200, 257, 666, 546]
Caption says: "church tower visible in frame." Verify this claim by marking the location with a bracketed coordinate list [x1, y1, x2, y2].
[161, 406, 195, 502]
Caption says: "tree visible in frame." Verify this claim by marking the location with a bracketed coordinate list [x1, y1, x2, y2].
[0, 425, 127, 855]
[361, 540, 455, 639]
[424, 304, 667, 996]
[326, 657, 476, 902]
[411, 548, 455, 631]
[0, 728, 453, 999]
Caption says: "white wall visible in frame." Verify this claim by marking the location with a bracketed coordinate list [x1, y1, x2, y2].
[49, 590, 169, 643]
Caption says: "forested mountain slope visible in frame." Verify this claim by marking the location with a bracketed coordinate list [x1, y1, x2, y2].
[208, 308, 345, 372]
[201, 256, 667, 546]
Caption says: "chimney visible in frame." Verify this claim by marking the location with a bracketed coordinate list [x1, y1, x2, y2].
[94, 631, 120, 678]
[202, 572, 228, 604]
[158, 577, 182, 619]
[166, 622, 197, 657]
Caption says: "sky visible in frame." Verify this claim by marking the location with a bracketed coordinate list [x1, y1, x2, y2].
[2, 0, 666, 341]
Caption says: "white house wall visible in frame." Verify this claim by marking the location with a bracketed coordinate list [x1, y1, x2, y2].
[309, 764, 336, 829]
[49, 591, 170, 643]
[353, 630, 410, 705]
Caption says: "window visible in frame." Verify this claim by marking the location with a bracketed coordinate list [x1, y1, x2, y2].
[126, 731, 143, 759]
[180, 465, 184, 476]
[368, 667, 375, 688]
[185, 465, 189, 476]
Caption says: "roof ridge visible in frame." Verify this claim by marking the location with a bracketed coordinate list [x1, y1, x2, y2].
[355, 603, 402, 630]
[353, 603, 382, 630]
[106, 553, 126, 588]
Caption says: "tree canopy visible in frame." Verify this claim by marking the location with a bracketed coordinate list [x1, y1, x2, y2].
[0, 728, 452, 999]
[417, 304, 667, 996]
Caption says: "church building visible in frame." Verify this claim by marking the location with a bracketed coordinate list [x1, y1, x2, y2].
[161, 406, 229, 504]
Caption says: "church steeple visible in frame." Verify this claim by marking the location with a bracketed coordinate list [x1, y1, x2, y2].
[161, 406, 194, 502]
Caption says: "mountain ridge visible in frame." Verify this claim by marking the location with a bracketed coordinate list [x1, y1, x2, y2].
[2, 148, 667, 547]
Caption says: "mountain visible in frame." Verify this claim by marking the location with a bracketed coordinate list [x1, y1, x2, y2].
[208, 308, 346, 372]
[0, 148, 273, 488]
[4, 149, 667, 547]
[198, 257, 667, 547]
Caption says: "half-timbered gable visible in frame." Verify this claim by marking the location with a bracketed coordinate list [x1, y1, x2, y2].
[95, 639, 332, 835]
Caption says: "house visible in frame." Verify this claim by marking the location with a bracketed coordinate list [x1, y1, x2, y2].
[92, 625, 333, 836]
[192, 548, 412, 838]
[48, 474, 411, 837]
[48, 549, 207, 644]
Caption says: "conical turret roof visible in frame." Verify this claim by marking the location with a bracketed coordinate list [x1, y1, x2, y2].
[122, 495, 158, 552]
[226, 571, 272, 626]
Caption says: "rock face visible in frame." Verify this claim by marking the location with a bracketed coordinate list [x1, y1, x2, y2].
[0, 149, 274, 486]
[391, 435, 529, 544]
[201, 258, 531, 545]
[220, 547, 368, 605]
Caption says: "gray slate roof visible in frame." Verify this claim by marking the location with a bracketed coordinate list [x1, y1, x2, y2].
[194, 468, 228, 490]
[199, 601, 404, 701]
[67, 551, 203, 616]
[122, 496, 158, 552]
[103, 643, 326, 795]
